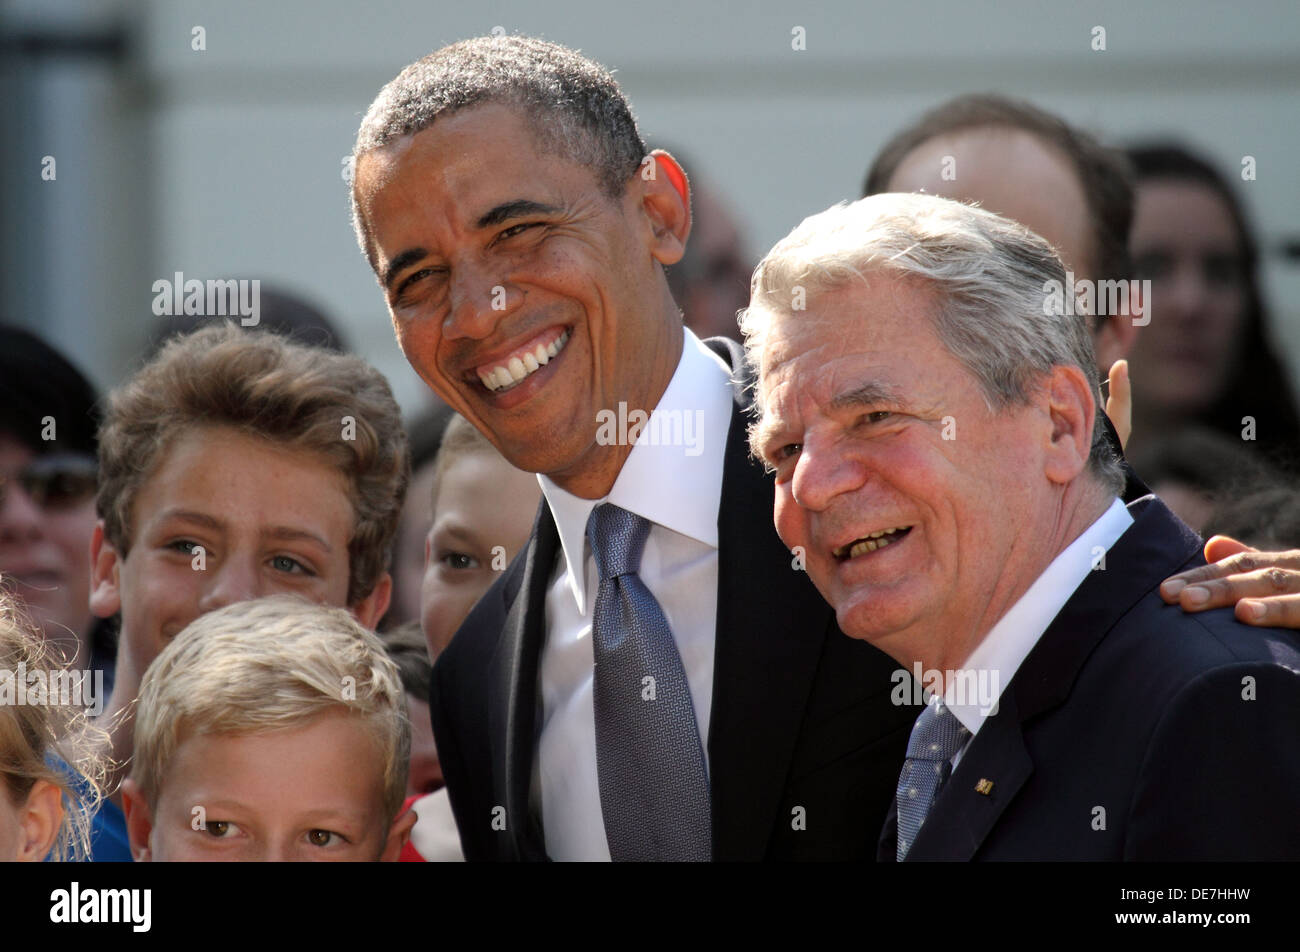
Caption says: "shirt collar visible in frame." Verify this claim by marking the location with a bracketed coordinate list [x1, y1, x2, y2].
[538, 329, 734, 615]
[944, 496, 1134, 736]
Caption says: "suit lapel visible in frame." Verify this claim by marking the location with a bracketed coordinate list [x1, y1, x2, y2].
[706, 338, 837, 861]
[486, 500, 559, 861]
[902, 690, 1035, 860]
[899, 496, 1201, 860]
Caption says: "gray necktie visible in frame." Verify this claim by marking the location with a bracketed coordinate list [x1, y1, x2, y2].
[587, 503, 712, 861]
[896, 698, 970, 861]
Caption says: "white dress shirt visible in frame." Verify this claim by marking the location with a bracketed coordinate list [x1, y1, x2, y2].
[533, 329, 734, 861]
[944, 496, 1135, 767]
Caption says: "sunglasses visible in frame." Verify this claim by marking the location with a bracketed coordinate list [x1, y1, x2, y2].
[0, 454, 98, 511]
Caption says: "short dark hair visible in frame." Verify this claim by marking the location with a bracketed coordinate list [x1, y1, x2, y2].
[0, 325, 100, 458]
[863, 94, 1135, 284]
[351, 35, 647, 270]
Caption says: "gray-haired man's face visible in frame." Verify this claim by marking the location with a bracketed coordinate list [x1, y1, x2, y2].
[751, 275, 1053, 656]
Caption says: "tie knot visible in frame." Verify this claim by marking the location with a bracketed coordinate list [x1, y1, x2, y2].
[905, 700, 970, 762]
[586, 504, 651, 580]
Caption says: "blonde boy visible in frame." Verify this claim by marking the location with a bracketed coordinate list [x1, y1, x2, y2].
[122, 596, 415, 861]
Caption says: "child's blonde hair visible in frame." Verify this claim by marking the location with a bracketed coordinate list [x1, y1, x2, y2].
[0, 591, 109, 861]
[131, 595, 410, 820]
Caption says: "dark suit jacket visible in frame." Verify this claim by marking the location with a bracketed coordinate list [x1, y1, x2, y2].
[429, 337, 918, 860]
[879, 495, 1300, 861]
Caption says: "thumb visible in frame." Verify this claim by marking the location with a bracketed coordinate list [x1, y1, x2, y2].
[1105, 359, 1131, 450]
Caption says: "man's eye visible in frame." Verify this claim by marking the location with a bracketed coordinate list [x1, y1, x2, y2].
[441, 551, 480, 571]
[204, 820, 238, 838]
[168, 539, 202, 555]
[307, 829, 345, 847]
[776, 443, 802, 462]
[865, 411, 891, 424]
[395, 268, 445, 304]
[497, 222, 539, 242]
[270, 555, 310, 574]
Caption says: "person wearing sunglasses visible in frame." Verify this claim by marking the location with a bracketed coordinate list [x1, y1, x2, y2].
[0, 325, 116, 701]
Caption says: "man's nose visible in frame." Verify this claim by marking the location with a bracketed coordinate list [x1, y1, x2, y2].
[196, 556, 262, 615]
[790, 436, 866, 513]
[0, 482, 43, 543]
[443, 258, 516, 342]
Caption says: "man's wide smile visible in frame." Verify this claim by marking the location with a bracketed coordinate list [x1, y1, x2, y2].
[475, 325, 572, 393]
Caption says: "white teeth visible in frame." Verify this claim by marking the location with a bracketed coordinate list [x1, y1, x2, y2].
[478, 330, 571, 393]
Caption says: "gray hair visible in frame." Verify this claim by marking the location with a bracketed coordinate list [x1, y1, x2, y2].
[740, 192, 1124, 494]
[351, 35, 647, 271]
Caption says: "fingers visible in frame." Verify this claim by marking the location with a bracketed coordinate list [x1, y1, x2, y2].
[1203, 534, 1254, 564]
[1105, 359, 1131, 451]
[1161, 548, 1300, 600]
[1160, 559, 1300, 626]
[1235, 594, 1300, 628]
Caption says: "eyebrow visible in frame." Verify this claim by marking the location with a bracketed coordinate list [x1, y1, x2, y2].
[382, 247, 429, 292]
[829, 381, 901, 411]
[263, 527, 333, 553]
[748, 380, 903, 460]
[430, 519, 479, 544]
[748, 414, 788, 462]
[476, 199, 561, 229]
[155, 509, 332, 552]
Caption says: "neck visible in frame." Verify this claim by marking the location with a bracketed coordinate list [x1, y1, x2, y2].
[907, 477, 1115, 683]
[547, 319, 685, 500]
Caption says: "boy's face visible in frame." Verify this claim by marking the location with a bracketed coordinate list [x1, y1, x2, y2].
[90, 425, 390, 678]
[122, 708, 413, 861]
[420, 450, 541, 656]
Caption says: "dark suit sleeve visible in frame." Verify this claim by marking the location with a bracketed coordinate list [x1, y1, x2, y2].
[1126, 661, 1300, 860]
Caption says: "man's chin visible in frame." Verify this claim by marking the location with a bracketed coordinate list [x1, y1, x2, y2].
[833, 591, 921, 647]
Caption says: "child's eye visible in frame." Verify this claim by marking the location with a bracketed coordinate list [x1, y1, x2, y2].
[203, 820, 239, 838]
[306, 829, 345, 847]
[168, 539, 202, 555]
[270, 555, 310, 574]
[441, 551, 479, 571]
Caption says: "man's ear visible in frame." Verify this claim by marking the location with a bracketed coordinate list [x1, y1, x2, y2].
[352, 572, 392, 630]
[1042, 364, 1095, 485]
[121, 778, 153, 862]
[89, 521, 123, 619]
[637, 149, 692, 268]
[12, 779, 63, 862]
[381, 805, 418, 862]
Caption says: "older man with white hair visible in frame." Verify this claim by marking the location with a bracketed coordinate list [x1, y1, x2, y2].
[743, 192, 1300, 861]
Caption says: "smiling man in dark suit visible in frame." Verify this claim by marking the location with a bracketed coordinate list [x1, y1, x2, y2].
[745, 191, 1300, 861]
[348, 36, 916, 860]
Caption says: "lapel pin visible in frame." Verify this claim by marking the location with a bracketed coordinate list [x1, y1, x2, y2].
[975, 778, 994, 796]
